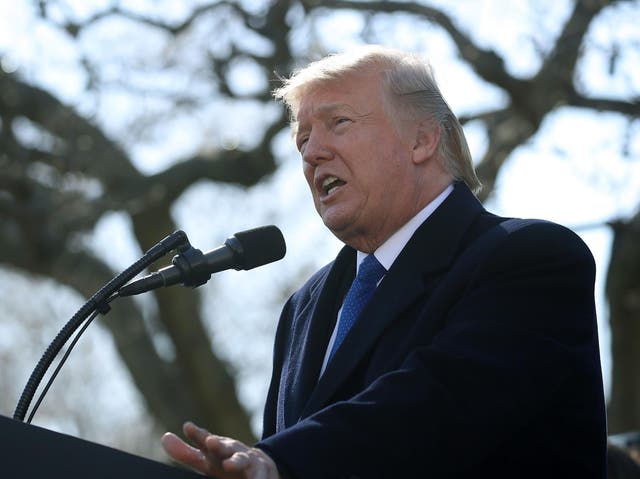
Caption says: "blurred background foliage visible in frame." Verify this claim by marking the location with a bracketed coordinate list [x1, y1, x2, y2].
[0, 0, 638, 460]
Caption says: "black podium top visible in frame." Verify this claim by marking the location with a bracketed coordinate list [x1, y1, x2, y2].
[0, 415, 204, 478]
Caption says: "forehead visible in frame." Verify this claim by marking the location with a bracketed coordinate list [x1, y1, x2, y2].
[296, 71, 385, 124]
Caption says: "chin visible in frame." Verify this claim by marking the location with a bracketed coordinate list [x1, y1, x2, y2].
[323, 220, 359, 246]
[321, 210, 348, 229]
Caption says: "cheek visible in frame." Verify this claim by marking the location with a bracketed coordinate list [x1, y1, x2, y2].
[302, 164, 320, 203]
[302, 163, 314, 187]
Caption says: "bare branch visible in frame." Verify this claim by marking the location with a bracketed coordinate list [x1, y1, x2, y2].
[304, 0, 518, 91]
[568, 91, 640, 117]
[54, 1, 246, 37]
[0, 71, 138, 183]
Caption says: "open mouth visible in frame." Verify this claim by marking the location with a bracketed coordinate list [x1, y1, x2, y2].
[321, 175, 346, 195]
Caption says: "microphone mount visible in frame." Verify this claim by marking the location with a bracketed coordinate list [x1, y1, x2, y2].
[171, 234, 247, 288]
[165, 239, 229, 289]
[173, 242, 211, 288]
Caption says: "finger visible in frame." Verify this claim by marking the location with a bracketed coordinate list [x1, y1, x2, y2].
[204, 434, 248, 458]
[182, 421, 211, 449]
[163, 432, 229, 477]
[246, 461, 269, 479]
[221, 448, 279, 479]
[161, 432, 208, 470]
[219, 452, 247, 473]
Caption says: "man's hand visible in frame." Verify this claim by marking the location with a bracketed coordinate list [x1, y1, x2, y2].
[162, 422, 281, 479]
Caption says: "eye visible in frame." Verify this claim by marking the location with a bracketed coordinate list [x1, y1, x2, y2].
[335, 117, 351, 126]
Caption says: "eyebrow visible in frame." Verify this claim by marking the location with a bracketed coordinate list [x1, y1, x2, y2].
[296, 102, 359, 134]
[315, 102, 354, 114]
[299, 102, 357, 122]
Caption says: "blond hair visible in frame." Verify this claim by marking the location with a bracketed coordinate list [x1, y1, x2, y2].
[273, 45, 482, 194]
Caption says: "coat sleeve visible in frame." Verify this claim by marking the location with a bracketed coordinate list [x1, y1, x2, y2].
[257, 221, 605, 479]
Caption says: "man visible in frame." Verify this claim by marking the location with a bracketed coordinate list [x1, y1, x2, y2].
[162, 46, 606, 478]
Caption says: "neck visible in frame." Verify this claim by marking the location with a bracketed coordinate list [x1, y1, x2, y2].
[342, 179, 454, 253]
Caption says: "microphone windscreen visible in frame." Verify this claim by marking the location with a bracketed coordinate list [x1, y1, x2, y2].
[233, 225, 286, 270]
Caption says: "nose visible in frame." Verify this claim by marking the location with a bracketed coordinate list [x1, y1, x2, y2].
[301, 130, 334, 167]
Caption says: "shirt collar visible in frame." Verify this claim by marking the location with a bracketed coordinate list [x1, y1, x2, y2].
[356, 183, 454, 272]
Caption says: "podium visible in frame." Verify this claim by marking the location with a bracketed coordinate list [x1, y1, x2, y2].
[0, 414, 203, 478]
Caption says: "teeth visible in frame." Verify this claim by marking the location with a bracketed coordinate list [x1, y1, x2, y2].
[322, 176, 339, 189]
[321, 176, 341, 194]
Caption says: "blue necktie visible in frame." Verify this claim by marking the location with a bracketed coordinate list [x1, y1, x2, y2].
[329, 254, 386, 360]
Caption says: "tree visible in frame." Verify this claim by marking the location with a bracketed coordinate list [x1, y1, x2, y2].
[0, 0, 638, 457]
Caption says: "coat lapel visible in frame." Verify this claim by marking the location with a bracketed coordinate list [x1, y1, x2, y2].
[280, 246, 355, 428]
[299, 183, 486, 419]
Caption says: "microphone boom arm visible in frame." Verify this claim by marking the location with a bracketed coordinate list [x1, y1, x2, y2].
[13, 230, 191, 423]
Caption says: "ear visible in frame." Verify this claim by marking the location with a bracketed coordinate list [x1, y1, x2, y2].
[411, 119, 440, 165]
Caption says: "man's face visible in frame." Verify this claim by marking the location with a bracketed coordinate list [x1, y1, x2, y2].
[295, 70, 424, 252]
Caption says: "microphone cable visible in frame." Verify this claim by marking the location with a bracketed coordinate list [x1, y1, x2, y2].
[25, 294, 116, 424]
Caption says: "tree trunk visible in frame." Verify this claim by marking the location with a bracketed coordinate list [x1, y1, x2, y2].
[606, 210, 640, 434]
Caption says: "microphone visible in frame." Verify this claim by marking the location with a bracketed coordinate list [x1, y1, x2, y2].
[118, 225, 286, 296]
